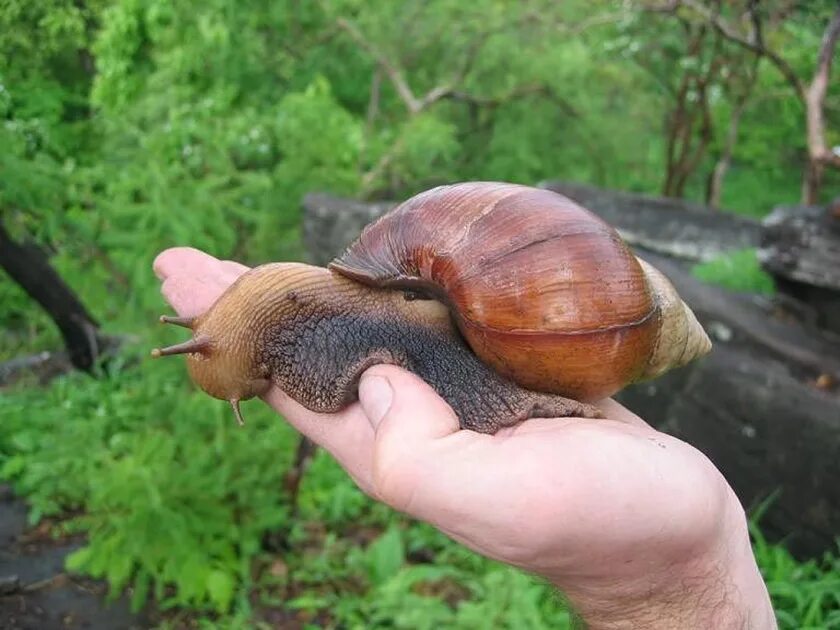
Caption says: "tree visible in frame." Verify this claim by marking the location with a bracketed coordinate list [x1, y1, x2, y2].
[653, 0, 840, 204]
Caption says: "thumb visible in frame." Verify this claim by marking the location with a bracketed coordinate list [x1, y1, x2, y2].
[359, 365, 460, 440]
[358, 366, 461, 510]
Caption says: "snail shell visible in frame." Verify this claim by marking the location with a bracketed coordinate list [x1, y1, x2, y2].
[330, 182, 711, 400]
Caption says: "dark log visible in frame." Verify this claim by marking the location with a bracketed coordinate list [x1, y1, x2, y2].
[302, 190, 840, 558]
[0, 336, 125, 389]
[539, 180, 761, 262]
[0, 222, 102, 371]
[638, 253, 840, 382]
[617, 340, 840, 558]
[758, 203, 840, 335]
[618, 252, 840, 558]
[303, 193, 396, 266]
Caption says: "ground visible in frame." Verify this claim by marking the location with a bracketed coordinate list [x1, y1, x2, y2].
[0, 484, 148, 630]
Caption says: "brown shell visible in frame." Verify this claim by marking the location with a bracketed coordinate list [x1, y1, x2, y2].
[330, 182, 709, 400]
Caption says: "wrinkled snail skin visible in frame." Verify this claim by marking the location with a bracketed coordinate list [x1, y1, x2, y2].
[152, 182, 711, 431]
[167, 263, 602, 433]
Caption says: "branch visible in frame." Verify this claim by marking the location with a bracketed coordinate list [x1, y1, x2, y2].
[641, 0, 680, 13]
[335, 17, 422, 113]
[558, 11, 636, 33]
[0, 220, 103, 371]
[443, 84, 580, 118]
[335, 16, 472, 115]
[677, 0, 806, 99]
[360, 132, 407, 196]
[806, 6, 840, 167]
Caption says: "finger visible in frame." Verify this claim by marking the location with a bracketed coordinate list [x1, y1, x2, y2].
[154, 247, 220, 280]
[356, 365, 462, 510]
[362, 365, 460, 440]
[160, 274, 230, 317]
[155, 250, 250, 316]
[154, 247, 249, 284]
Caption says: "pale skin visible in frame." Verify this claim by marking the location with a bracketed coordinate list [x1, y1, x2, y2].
[154, 247, 776, 630]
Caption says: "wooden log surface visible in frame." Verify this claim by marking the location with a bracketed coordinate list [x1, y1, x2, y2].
[760, 203, 840, 290]
[0, 222, 103, 371]
[759, 203, 840, 335]
[303, 194, 396, 267]
[302, 189, 840, 558]
[539, 180, 761, 262]
[0, 336, 125, 389]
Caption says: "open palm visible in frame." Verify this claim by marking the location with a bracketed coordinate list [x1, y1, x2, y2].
[154, 247, 773, 629]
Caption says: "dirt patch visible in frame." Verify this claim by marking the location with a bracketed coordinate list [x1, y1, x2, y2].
[0, 485, 150, 629]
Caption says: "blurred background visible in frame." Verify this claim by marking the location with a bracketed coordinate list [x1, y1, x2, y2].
[1, 0, 839, 628]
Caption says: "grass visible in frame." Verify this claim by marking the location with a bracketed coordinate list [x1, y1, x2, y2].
[0, 222, 836, 628]
[753, 524, 840, 629]
[692, 248, 776, 295]
[0, 354, 579, 627]
[1, 339, 840, 627]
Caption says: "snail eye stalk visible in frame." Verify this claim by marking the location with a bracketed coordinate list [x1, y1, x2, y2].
[159, 314, 196, 329]
[150, 336, 210, 358]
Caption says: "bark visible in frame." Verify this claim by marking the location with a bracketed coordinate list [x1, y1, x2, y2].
[803, 6, 840, 204]
[758, 203, 840, 335]
[0, 222, 102, 371]
[706, 56, 760, 208]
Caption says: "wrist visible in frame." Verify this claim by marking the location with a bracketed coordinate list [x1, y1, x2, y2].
[553, 489, 775, 630]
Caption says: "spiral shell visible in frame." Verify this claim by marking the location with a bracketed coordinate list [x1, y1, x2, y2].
[330, 182, 711, 400]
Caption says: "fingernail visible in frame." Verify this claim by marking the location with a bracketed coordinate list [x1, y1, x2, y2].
[359, 374, 393, 429]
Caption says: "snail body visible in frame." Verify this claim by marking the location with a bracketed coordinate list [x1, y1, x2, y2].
[153, 182, 711, 433]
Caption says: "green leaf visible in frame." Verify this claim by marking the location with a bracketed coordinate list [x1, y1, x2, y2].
[205, 569, 235, 612]
[65, 546, 94, 572]
[0, 455, 26, 478]
[366, 526, 405, 586]
[692, 249, 775, 295]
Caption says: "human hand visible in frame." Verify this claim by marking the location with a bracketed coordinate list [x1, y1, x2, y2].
[154, 247, 775, 629]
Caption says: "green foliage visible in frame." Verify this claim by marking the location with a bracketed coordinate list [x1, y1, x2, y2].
[276, 479, 576, 629]
[752, 524, 840, 629]
[692, 248, 776, 295]
[0, 355, 296, 613]
[1, 0, 839, 625]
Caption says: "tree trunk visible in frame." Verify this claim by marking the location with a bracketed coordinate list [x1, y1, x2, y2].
[758, 203, 840, 335]
[662, 24, 720, 198]
[0, 222, 102, 371]
[802, 6, 840, 204]
[706, 55, 759, 208]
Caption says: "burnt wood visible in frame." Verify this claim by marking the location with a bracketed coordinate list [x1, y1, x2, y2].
[759, 203, 840, 335]
[539, 180, 761, 262]
[0, 222, 102, 371]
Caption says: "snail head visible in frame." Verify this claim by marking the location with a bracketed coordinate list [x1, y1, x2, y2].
[150, 270, 280, 425]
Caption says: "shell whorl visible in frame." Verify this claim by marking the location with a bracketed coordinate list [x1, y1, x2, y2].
[330, 182, 711, 400]
[636, 258, 712, 380]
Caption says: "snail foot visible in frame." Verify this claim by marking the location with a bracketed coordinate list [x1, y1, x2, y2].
[527, 395, 604, 420]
